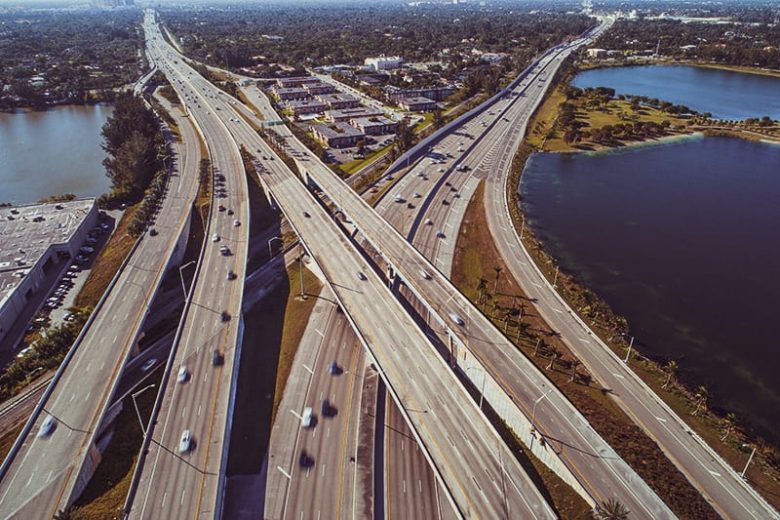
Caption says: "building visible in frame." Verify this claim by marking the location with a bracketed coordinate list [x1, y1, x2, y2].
[0, 199, 98, 344]
[311, 122, 365, 148]
[586, 48, 608, 59]
[273, 87, 308, 101]
[325, 107, 385, 123]
[364, 55, 404, 71]
[350, 116, 398, 136]
[275, 76, 320, 88]
[303, 82, 336, 96]
[385, 85, 455, 103]
[317, 93, 360, 110]
[399, 96, 437, 112]
[284, 99, 328, 117]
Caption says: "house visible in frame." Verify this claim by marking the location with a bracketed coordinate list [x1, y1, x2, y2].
[385, 85, 455, 103]
[317, 93, 360, 110]
[273, 87, 308, 101]
[365, 55, 404, 71]
[325, 107, 385, 123]
[284, 99, 328, 117]
[311, 122, 365, 148]
[350, 116, 398, 136]
[399, 96, 436, 112]
[303, 82, 337, 96]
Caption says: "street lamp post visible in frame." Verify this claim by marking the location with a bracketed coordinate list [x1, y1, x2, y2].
[741, 443, 757, 479]
[268, 236, 283, 258]
[552, 265, 560, 288]
[131, 384, 157, 435]
[178, 260, 196, 301]
[530, 389, 553, 435]
[623, 333, 635, 363]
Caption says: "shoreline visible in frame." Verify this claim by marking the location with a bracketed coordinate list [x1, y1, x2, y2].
[507, 77, 780, 500]
[580, 59, 780, 79]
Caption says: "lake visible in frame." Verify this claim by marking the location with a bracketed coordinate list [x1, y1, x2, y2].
[0, 105, 113, 205]
[572, 65, 780, 120]
[520, 137, 780, 444]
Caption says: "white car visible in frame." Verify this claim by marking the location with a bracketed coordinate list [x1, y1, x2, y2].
[419, 270, 432, 280]
[37, 415, 56, 438]
[212, 233, 220, 242]
[177, 366, 189, 384]
[449, 313, 465, 326]
[179, 430, 193, 453]
[233, 219, 240, 227]
[141, 358, 156, 372]
[301, 407, 314, 428]
[356, 271, 367, 281]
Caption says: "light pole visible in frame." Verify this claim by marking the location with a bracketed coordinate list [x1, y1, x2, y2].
[520, 215, 525, 240]
[741, 443, 757, 479]
[178, 260, 196, 300]
[530, 389, 553, 435]
[552, 265, 560, 289]
[131, 384, 156, 435]
[623, 333, 635, 363]
[267, 236, 282, 258]
[465, 366, 486, 411]
[298, 254, 307, 300]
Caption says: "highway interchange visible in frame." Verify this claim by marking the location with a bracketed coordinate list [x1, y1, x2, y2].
[0, 7, 777, 520]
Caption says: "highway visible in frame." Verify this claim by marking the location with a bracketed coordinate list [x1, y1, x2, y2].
[213, 29, 674, 519]
[134, 12, 558, 519]
[0, 65, 202, 517]
[128, 13, 250, 519]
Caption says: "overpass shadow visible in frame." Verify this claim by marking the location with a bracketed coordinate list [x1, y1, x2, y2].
[224, 168, 284, 486]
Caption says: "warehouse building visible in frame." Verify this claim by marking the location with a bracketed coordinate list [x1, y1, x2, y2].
[311, 122, 365, 148]
[325, 107, 385, 123]
[350, 116, 398, 136]
[317, 93, 360, 110]
[0, 199, 98, 344]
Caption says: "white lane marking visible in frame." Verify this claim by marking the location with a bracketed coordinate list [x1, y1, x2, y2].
[552, 308, 563, 314]
[611, 372, 625, 380]
[180, 489, 186, 505]
[198, 405, 202, 417]
[532, 282, 543, 289]
[161, 492, 167, 509]
[656, 416, 667, 423]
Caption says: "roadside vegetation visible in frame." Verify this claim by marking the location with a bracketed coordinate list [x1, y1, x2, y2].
[0, 307, 91, 403]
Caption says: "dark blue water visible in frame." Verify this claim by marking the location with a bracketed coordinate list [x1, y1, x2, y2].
[0, 105, 112, 204]
[572, 65, 780, 120]
[520, 137, 780, 443]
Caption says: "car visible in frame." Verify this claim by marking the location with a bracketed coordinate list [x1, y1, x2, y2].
[233, 219, 240, 227]
[85, 237, 98, 245]
[177, 366, 189, 383]
[227, 270, 237, 280]
[449, 313, 465, 326]
[141, 358, 157, 372]
[220, 245, 230, 256]
[79, 246, 94, 254]
[149, 228, 158, 236]
[221, 311, 231, 322]
[218, 204, 226, 212]
[299, 449, 314, 468]
[436, 230, 446, 238]
[212, 233, 220, 242]
[303, 211, 311, 218]
[425, 218, 433, 226]
[394, 195, 405, 203]
[227, 208, 234, 215]
[179, 430, 193, 453]
[212, 350, 223, 366]
[413, 192, 421, 198]
[322, 399, 332, 417]
[356, 271, 367, 281]
[37, 415, 57, 438]
[328, 360, 339, 375]
[438, 167, 445, 173]
[420, 270, 432, 280]
[301, 407, 314, 428]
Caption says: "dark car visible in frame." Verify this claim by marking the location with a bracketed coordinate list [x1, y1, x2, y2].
[212, 350, 223, 366]
[221, 311, 231, 322]
[299, 450, 314, 468]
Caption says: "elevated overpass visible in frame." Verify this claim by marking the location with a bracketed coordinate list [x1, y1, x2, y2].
[125, 14, 560, 519]
[0, 89, 202, 517]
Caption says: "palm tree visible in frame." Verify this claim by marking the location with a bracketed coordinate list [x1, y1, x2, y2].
[532, 338, 543, 357]
[721, 412, 737, 441]
[692, 385, 709, 416]
[477, 278, 488, 306]
[595, 498, 630, 520]
[662, 360, 678, 389]
[570, 359, 581, 383]
[493, 266, 503, 292]
[546, 346, 560, 370]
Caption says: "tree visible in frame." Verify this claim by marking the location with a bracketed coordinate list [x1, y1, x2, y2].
[569, 359, 581, 382]
[493, 266, 502, 293]
[692, 385, 709, 416]
[432, 107, 445, 130]
[721, 412, 737, 442]
[662, 360, 677, 389]
[477, 278, 488, 306]
[546, 346, 560, 370]
[393, 118, 415, 155]
[595, 498, 630, 520]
